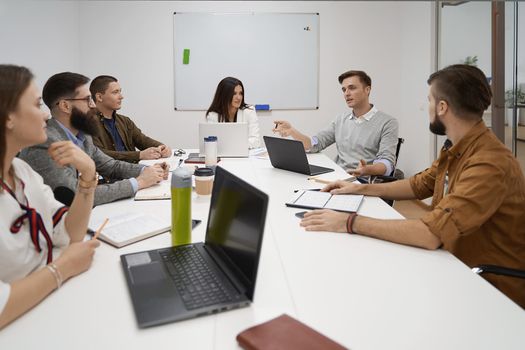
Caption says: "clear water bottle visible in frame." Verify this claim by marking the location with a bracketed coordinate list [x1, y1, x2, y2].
[171, 167, 192, 246]
[204, 136, 218, 166]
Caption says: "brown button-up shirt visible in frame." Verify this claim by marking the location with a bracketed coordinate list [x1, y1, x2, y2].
[410, 121, 525, 308]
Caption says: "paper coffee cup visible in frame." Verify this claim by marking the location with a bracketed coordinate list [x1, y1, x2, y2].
[194, 167, 214, 196]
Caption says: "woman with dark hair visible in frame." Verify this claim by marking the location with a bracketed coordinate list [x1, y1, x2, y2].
[0, 65, 100, 328]
[206, 77, 261, 148]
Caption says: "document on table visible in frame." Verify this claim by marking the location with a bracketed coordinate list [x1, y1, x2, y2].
[286, 190, 363, 213]
[134, 180, 171, 200]
[89, 212, 171, 248]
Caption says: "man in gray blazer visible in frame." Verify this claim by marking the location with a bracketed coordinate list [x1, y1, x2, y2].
[19, 72, 167, 206]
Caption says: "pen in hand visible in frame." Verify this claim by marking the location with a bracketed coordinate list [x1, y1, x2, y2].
[93, 218, 109, 240]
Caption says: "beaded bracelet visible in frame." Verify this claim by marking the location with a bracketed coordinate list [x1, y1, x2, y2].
[77, 172, 98, 193]
[46, 263, 63, 289]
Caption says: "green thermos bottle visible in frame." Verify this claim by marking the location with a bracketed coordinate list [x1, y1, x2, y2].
[171, 167, 192, 246]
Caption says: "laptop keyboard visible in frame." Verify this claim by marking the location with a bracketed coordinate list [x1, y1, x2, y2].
[160, 246, 241, 310]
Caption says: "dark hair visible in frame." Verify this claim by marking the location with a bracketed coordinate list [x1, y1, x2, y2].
[206, 77, 248, 123]
[0, 64, 34, 181]
[90, 75, 118, 101]
[338, 70, 372, 87]
[427, 64, 492, 119]
[42, 72, 90, 109]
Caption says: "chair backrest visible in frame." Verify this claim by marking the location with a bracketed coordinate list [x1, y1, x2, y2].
[390, 137, 404, 176]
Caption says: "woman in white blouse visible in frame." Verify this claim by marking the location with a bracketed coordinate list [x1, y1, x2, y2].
[206, 77, 261, 149]
[0, 65, 99, 328]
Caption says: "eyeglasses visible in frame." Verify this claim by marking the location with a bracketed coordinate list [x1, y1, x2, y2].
[173, 149, 186, 157]
[56, 95, 93, 105]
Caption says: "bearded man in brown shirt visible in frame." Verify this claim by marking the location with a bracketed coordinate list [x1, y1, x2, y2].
[300, 64, 525, 308]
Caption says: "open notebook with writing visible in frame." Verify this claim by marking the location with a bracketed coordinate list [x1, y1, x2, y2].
[89, 212, 171, 248]
[286, 190, 363, 213]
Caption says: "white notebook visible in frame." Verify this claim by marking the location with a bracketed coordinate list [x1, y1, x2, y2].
[286, 190, 363, 213]
[89, 212, 171, 248]
[134, 181, 171, 201]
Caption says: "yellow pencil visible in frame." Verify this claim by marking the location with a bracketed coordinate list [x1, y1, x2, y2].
[308, 177, 332, 184]
[93, 218, 109, 240]
[308, 175, 356, 184]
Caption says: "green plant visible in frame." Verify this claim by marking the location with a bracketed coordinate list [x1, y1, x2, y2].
[505, 87, 525, 107]
[463, 55, 478, 66]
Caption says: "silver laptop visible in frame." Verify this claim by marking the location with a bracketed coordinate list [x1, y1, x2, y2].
[198, 122, 249, 157]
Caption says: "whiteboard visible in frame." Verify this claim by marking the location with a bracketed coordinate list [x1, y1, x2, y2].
[173, 12, 319, 110]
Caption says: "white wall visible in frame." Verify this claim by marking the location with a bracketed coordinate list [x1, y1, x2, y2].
[0, 1, 80, 91]
[441, 2, 491, 75]
[1, 1, 434, 176]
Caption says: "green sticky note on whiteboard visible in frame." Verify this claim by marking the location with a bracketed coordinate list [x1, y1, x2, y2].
[183, 49, 190, 64]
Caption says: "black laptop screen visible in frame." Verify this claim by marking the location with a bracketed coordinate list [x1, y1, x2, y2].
[205, 167, 268, 296]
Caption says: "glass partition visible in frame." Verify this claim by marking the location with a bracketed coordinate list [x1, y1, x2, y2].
[507, 2, 525, 173]
[437, 1, 524, 173]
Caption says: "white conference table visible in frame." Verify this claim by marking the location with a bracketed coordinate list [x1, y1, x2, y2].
[2, 152, 525, 349]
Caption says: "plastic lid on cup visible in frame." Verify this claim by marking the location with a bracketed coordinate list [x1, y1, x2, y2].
[204, 136, 218, 142]
[194, 167, 214, 177]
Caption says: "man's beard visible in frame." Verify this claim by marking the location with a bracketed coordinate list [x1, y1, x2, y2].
[70, 107, 98, 135]
[429, 111, 446, 136]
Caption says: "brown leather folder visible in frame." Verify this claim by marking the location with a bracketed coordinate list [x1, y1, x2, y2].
[236, 314, 347, 350]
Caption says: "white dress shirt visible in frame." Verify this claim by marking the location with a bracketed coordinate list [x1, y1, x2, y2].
[0, 158, 70, 314]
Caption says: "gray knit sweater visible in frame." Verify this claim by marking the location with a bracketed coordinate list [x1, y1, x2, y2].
[310, 108, 399, 172]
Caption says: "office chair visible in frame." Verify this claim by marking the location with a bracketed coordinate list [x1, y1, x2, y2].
[356, 138, 404, 206]
[472, 265, 525, 279]
[372, 138, 405, 182]
[54, 186, 75, 206]
[473, 264, 525, 309]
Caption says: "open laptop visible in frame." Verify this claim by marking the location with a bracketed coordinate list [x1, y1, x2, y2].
[263, 136, 334, 176]
[120, 166, 269, 328]
[198, 122, 249, 157]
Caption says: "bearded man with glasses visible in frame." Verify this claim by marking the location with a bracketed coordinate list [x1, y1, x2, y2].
[19, 72, 168, 206]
